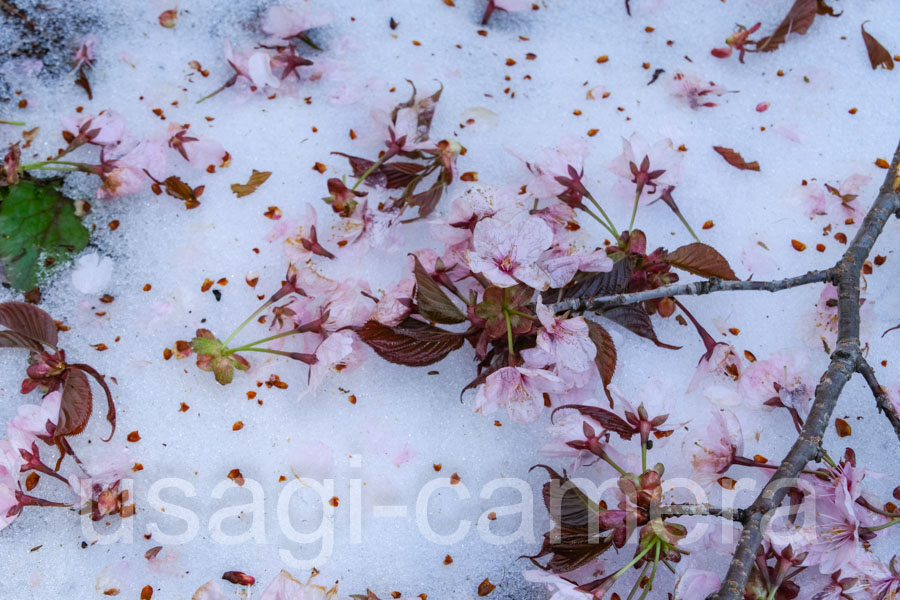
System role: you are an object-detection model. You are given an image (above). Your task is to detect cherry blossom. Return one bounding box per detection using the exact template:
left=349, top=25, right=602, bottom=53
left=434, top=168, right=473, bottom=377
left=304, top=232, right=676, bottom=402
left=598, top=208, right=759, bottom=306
left=62, top=111, right=126, bottom=149
left=803, top=485, right=863, bottom=574
left=800, top=174, right=871, bottom=222
left=166, top=122, right=228, bottom=169
left=96, top=139, right=167, bottom=200
left=686, top=342, right=742, bottom=407
left=517, top=137, right=589, bottom=200
left=672, top=569, right=722, bottom=600
left=682, top=409, right=742, bottom=490
left=6, top=391, right=61, bottom=451
left=739, top=348, right=815, bottom=417
left=371, top=278, right=415, bottom=326
left=854, top=555, right=900, bottom=600
left=667, top=72, right=730, bottom=109
left=466, top=214, right=554, bottom=289
left=431, top=186, right=523, bottom=252
left=522, top=300, right=596, bottom=380
left=539, top=245, right=613, bottom=289
left=305, top=330, right=359, bottom=395
left=607, top=133, right=682, bottom=204
left=262, top=3, right=334, bottom=41
left=257, top=569, right=339, bottom=600
left=474, top=366, right=563, bottom=423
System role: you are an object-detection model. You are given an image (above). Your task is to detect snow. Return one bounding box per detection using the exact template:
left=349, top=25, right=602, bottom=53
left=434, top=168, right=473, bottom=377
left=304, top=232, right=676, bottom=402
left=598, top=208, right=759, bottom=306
left=1, top=0, right=900, bottom=598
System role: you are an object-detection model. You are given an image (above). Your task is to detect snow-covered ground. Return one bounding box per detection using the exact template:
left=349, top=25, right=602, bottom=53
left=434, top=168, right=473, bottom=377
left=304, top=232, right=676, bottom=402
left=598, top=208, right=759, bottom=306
left=1, top=0, right=899, bottom=598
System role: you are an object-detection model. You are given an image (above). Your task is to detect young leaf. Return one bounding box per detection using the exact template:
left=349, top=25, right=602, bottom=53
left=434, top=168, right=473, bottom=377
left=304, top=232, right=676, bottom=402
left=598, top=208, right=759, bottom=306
left=600, top=304, right=680, bottom=349
left=712, top=146, right=761, bottom=171
left=664, top=243, right=739, bottom=280
left=861, top=23, right=894, bottom=71
left=406, top=183, right=444, bottom=218
left=56, top=368, right=93, bottom=438
left=70, top=362, right=117, bottom=442
left=552, top=405, right=634, bottom=439
left=230, top=170, right=272, bottom=198
left=756, top=0, right=818, bottom=52
left=357, top=318, right=463, bottom=366
left=0, top=180, right=90, bottom=291
left=552, top=255, right=634, bottom=303
left=0, top=331, right=44, bottom=352
left=0, top=301, right=59, bottom=348
left=413, top=256, right=466, bottom=324
left=332, top=154, right=427, bottom=189
left=586, top=321, right=616, bottom=401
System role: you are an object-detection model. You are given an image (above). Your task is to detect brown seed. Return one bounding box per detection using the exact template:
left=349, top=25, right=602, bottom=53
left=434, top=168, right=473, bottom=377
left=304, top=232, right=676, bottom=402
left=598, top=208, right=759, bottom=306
left=835, top=418, right=852, bottom=437
left=728, top=328, right=740, bottom=336
left=163, top=348, right=173, bottom=360
left=313, top=162, right=327, bottom=173
left=143, top=283, right=152, bottom=291
left=848, top=108, right=858, bottom=115
left=644, top=26, right=654, bottom=33
left=596, top=55, right=609, bottom=64
left=103, top=589, right=120, bottom=596
left=460, top=171, right=478, bottom=182
left=127, top=431, right=141, bottom=443
left=816, top=243, right=826, bottom=252
left=478, top=579, right=496, bottom=596
left=505, top=58, right=516, bottom=66
left=232, top=421, right=244, bottom=431
left=348, top=395, right=357, bottom=404
left=179, top=402, right=189, bottom=412
left=834, top=232, right=847, bottom=244
left=108, top=220, right=120, bottom=230
left=444, top=554, right=453, bottom=565
left=133, top=463, right=144, bottom=472
left=587, top=128, right=599, bottom=137
left=227, top=469, right=245, bottom=486
left=120, top=505, right=136, bottom=518
left=791, top=240, right=806, bottom=251
left=875, top=255, right=887, bottom=266
left=753, top=454, right=768, bottom=463
left=329, top=496, right=339, bottom=507
left=92, top=343, right=109, bottom=351
left=140, top=585, right=153, bottom=600
left=25, top=472, right=39, bottom=491
left=450, top=472, right=460, bottom=485
left=702, top=220, right=714, bottom=229
left=875, top=158, right=890, bottom=169
left=487, top=511, right=497, bottom=520
left=201, top=278, right=214, bottom=292
left=433, top=464, right=442, bottom=472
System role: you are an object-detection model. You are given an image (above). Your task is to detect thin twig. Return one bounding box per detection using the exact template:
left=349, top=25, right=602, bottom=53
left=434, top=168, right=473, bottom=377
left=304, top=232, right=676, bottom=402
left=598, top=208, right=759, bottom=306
left=709, top=139, right=900, bottom=600
left=857, top=355, right=900, bottom=441
left=551, top=269, right=831, bottom=313
left=657, top=503, right=748, bottom=523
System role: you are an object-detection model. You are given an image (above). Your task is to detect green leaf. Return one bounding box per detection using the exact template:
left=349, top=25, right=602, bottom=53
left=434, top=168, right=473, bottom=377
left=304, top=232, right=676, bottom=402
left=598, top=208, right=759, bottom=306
left=0, top=180, right=90, bottom=291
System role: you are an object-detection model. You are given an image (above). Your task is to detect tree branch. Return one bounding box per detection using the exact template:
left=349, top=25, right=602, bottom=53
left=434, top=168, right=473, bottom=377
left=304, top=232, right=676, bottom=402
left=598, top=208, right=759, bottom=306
left=657, top=503, right=748, bottom=523
left=856, top=355, right=900, bottom=441
left=709, top=139, right=900, bottom=600
left=551, top=269, right=831, bottom=313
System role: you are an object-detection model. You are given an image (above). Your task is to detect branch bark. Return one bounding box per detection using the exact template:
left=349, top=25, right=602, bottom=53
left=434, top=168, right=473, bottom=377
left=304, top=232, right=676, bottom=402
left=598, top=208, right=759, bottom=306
left=857, top=355, right=900, bottom=441
left=657, top=503, right=748, bottom=523
left=708, top=140, right=900, bottom=600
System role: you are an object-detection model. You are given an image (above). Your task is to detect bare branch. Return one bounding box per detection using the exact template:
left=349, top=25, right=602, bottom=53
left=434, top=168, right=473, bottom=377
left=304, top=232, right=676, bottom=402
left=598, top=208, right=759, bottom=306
left=657, top=503, right=748, bottom=523
left=709, top=139, right=900, bottom=600
left=857, top=356, right=900, bottom=441
left=552, top=269, right=831, bottom=313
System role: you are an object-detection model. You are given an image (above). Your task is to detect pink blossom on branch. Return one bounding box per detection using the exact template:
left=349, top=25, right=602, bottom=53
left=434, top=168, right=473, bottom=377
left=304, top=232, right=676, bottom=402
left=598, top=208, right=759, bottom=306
left=681, top=409, right=743, bottom=490
left=465, top=215, right=554, bottom=289
left=522, top=300, right=596, bottom=381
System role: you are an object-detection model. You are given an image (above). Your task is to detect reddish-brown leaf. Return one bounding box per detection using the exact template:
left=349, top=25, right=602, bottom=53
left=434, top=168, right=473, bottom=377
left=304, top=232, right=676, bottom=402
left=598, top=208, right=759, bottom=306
left=712, top=146, right=761, bottom=171
left=664, top=242, right=739, bottom=280
left=230, top=170, right=272, bottom=198
left=56, top=368, right=93, bottom=438
left=356, top=318, right=463, bottom=367
left=413, top=256, right=465, bottom=324
left=861, top=23, right=894, bottom=71
left=586, top=321, right=616, bottom=402
left=553, top=404, right=634, bottom=439
left=601, top=305, right=680, bottom=350
left=756, top=0, right=818, bottom=52
left=0, top=301, right=59, bottom=348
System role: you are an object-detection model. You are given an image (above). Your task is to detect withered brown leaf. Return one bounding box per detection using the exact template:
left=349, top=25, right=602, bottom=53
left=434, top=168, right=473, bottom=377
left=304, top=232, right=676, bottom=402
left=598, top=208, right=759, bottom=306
left=756, top=0, right=818, bottom=53
left=231, top=170, right=272, bottom=198
left=712, top=146, right=761, bottom=171
left=861, top=23, right=894, bottom=71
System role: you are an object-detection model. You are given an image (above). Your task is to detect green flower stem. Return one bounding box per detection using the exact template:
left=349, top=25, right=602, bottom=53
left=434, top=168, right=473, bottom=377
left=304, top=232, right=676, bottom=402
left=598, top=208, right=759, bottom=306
left=626, top=561, right=651, bottom=600
left=503, top=308, right=515, bottom=357
left=628, top=185, right=642, bottom=233
left=585, top=192, right=619, bottom=238
left=581, top=205, right=617, bottom=238
left=612, top=543, right=655, bottom=581
left=351, top=155, right=387, bottom=191
left=222, top=299, right=275, bottom=347
left=636, top=544, right=661, bottom=600
left=674, top=210, right=701, bottom=243
left=19, top=159, right=95, bottom=172
left=861, top=517, right=900, bottom=534
left=641, top=441, right=647, bottom=473
left=509, top=310, right=538, bottom=321
left=224, top=328, right=304, bottom=355
left=231, top=347, right=300, bottom=359
left=1, top=120, right=26, bottom=126
left=604, top=454, right=627, bottom=476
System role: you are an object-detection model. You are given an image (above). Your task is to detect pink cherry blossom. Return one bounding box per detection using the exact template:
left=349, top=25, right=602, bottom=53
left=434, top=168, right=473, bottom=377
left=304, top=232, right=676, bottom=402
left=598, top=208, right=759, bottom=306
left=800, top=174, right=871, bottom=222
left=305, top=330, right=359, bottom=394
left=607, top=133, right=682, bottom=204
left=474, top=366, right=563, bottom=423
left=6, top=391, right=61, bottom=451
left=73, top=36, right=96, bottom=70
left=687, top=343, right=742, bottom=407
left=673, top=568, right=722, bottom=600
left=538, top=245, right=613, bottom=289
left=166, top=122, right=227, bottom=168
left=371, top=278, right=415, bottom=326
left=322, top=279, right=373, bottom=331
left=666, top=72, right=730, bottom=109
left=466, top=215, right=553, bottom=289
left=262, top=3, right=334, bottom=40
left=0, top=469, right=20, bottom=531
left=739, top=348, right=815, bottom=416
left=516, top=137, right=588, bottom=200
left=803, top=485, right=862, bottom=574
left=248, top=51, right=281, bottom=90
left=67, top=442, right=132, bottom=510
left=62, top=110, right=127, bottom=148
left=855, top=554, right=900, bottom=600
left=682, top=409, right=742, bottom=490
left=97, top=139, right=167, bottom=200
left=431, top=186, right=523, bottom=251
left=522, top=300, right=596, bottom=380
